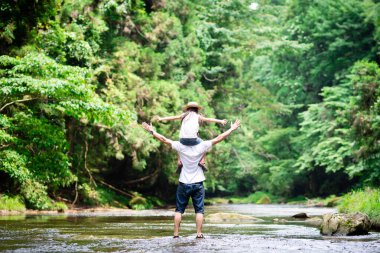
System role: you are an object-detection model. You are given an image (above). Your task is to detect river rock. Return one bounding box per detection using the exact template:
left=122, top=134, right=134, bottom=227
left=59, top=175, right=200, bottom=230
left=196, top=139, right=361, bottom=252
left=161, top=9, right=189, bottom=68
left=292, top=212, right=309, bottom=219
left=305, top=217, right=323, bottom=227
left=273, top=218, right=287, bottom=223
left=206, top=212, right=263, bottom=223
left=320, top=212, right=371, bottom=236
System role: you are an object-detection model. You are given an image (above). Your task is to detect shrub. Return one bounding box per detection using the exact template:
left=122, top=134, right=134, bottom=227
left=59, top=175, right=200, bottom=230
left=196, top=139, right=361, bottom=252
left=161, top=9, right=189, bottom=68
left=20, top=180, right=53, bottom=210
left=0, top=194, right=26, bottom=211
left=53, top=202, right=68, bottom=212
left=247, top=191, right=278, bottom=204
left=339, top=188, right=380, bottom=225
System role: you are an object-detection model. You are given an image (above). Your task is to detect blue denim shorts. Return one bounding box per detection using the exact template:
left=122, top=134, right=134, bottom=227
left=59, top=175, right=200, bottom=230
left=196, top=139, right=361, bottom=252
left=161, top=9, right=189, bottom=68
left=175, top=182, right=205, bottom=214
left=179, top=138, right=202, bottom=146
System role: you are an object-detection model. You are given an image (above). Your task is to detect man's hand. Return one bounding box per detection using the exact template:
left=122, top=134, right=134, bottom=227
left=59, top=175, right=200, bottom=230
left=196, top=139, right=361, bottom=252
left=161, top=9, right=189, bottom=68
left=141, top=122, right=173, bottom=145
left=221, top=119, right=228, bottom=125
left=230, top=119, right=241, bottom=131
left=210, top=119, right=241, bottom=145
left=142, top=122, right=154, bottom=132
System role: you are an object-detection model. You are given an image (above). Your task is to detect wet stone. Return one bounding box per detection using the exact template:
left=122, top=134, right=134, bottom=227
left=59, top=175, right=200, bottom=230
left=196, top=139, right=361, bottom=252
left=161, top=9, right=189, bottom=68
left=292, top=212, right=309, bottom=219
left=320, top=212, right=371, bottom=236
left=205, top=212, right=264, bottom=223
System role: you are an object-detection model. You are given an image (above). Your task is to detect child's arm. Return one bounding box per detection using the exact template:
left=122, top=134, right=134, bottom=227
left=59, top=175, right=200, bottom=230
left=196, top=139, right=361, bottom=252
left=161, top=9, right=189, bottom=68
left=157, top=114, right=183, bottom=122
left=200, top=116, right=227, bottom=125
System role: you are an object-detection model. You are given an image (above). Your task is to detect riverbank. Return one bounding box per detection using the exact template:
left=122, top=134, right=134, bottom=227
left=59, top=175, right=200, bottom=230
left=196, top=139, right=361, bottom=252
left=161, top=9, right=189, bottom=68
left=2, top=188, right=379, bottom=229
left=0, top=207, right=128, bottom=216
left=206, top=189, right=380, bottom=229
left=1, top=204, right=379, bottom=253
left=206, top=191, right=341, bottom=207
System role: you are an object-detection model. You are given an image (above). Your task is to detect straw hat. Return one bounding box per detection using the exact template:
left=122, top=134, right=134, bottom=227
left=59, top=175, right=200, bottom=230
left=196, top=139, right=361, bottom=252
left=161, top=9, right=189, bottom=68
left=183, top=101, right=202, bottom=111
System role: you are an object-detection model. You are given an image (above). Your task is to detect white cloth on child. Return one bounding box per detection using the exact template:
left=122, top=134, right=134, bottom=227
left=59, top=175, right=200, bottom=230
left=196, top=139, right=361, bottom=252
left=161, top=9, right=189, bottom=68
left=179, top=111, right=200, bottom=138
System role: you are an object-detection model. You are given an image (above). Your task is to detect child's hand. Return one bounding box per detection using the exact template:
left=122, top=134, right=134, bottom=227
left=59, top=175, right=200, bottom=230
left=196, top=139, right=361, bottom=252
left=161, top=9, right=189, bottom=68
left=152, top=116, right=161, bottom=122
left=221, top=119, right=228, bottom=125
left=142, top=122, right=154, bottom=132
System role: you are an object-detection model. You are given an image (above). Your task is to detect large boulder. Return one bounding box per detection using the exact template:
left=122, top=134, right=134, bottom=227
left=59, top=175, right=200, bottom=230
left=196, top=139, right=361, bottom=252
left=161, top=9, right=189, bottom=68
left=320, top=212, right=371, bottom=236
left=206, top=212, right=263, bottom=223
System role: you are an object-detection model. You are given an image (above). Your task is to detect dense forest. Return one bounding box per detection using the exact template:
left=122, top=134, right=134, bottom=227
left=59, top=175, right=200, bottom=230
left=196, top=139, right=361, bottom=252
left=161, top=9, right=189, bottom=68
left=0, top=0, right=379, bottom=210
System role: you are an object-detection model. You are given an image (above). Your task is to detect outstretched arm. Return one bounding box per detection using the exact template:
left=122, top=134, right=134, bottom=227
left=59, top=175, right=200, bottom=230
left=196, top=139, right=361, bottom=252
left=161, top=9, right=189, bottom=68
left=210, top=119, right=241, bottom=145
left=157, top=114, right=183, bottom=122
left=200, top=116, right=227, bottom=125
left=141, top=122, right=173, bottom=145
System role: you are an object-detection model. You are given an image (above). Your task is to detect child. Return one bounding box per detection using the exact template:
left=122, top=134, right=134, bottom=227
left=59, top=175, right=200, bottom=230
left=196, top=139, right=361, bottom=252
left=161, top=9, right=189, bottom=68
left=156, top=101, right=227, bottom=172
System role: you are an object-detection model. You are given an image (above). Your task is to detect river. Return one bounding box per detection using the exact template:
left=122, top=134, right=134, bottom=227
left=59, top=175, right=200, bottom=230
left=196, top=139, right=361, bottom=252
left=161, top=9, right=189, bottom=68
left=0, top=204, right=379, bottom=252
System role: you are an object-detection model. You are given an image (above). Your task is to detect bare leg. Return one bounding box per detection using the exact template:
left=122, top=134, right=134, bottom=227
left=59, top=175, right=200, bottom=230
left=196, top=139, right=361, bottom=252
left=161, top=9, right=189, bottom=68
left=174, top=212, right=182, bottom=236
left=199, top=155, right=206, bottom=165
left=195, top=213, right=204, bottom=236
left=176, top=156, right=183, bottom=174
left=177, top=156, right=182, bottom=166
left=198, top=155, right=207, bottom=171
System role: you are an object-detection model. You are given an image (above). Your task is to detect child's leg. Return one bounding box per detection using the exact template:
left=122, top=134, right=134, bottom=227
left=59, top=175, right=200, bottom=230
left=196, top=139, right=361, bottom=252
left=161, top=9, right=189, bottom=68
left=177, top=156, right=182, bottom=167
left=199, top=155, right=206, bottom=165
left=198, top=155, right=207, bottom=171
left=176, top=155, right=183, bottom=174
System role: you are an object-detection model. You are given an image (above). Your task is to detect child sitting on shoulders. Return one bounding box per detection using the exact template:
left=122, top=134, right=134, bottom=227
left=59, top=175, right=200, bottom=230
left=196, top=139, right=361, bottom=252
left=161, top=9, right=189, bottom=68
left=156, top=101, right=227, bottom=172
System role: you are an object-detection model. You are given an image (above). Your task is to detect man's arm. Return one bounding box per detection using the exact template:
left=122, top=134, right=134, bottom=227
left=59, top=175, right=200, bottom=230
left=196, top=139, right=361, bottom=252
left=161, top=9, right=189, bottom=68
left=157, top=114, right=183, bottom=122
left=210, top=119, right=241, bottom=145
left=141, top=122, right=173, bottom=145
left=200, top=116, right=227, bottom=125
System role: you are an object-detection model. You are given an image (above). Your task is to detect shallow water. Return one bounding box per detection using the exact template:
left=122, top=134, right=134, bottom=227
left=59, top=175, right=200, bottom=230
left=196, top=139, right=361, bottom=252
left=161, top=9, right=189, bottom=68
left=0, top=204, right=379, bottom=253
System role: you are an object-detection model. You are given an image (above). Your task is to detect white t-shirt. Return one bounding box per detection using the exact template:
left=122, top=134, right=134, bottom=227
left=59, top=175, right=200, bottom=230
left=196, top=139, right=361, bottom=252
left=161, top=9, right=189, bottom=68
left=179, top=112, right=200, bottom=138
left=171, top=141, right=212, bottom=184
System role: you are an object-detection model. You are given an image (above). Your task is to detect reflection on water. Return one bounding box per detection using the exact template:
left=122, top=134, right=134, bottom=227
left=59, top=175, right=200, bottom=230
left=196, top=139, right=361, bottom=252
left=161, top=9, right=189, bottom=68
left=0, top=204, right=379, bottom=252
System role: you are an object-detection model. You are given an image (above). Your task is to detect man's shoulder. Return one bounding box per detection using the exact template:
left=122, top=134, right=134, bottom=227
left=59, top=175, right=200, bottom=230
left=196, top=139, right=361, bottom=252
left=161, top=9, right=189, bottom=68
left=202, top=140, right=212, bottom=147
left=198, top=140, right=212, bottom=151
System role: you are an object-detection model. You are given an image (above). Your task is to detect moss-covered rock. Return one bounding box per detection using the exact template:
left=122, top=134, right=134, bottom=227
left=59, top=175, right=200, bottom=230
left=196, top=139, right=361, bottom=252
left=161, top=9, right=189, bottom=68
left=257, top=195, right=271, bottom=204
left=320, top=212, right=371, bottom=236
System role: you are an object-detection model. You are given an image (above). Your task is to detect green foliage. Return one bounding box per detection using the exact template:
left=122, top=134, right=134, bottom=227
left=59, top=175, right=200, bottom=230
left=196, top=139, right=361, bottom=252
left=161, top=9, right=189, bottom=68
left=20, top=180, right=53, bottom=210
left=53, top=202, right=68, bottom=212
left=0, top=149, right=30, bottom=183
left=339, top=188, right=380, bottom=225
left=1, top=0, right=380, bottom=209
left=129, top=195, right=152, bottom=210
left=283, top=0, right=378, bottom=102
left=96, top=187, right=129, bottom=207
left=79, top=184, right=129, bottom=208
left=0, top=53, right=131, bottom=209
left=0, top=194, right=26, bottom=211
left=80, top=183, right=100, bottom=206
left=0, top=0, right=59, bottom=49
left=228, top=191, right=280, bottom=204
left=296, top=61, right=380, bottom=186
left=247, top=191, right=278, bottom=204
left=296, top=86, right=353, bottom=173
left=349, top=61, right=380, bottom=183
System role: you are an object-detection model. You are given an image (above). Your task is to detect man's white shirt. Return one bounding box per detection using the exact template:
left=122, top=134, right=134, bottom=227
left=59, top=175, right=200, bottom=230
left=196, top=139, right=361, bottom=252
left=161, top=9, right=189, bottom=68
left=171, top=141, right=212, bottom=184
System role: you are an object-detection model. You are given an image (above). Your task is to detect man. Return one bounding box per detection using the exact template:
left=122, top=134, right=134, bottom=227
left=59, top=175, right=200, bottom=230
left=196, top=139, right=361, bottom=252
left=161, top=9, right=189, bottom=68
left=141, top=119, right=241, bottom=239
